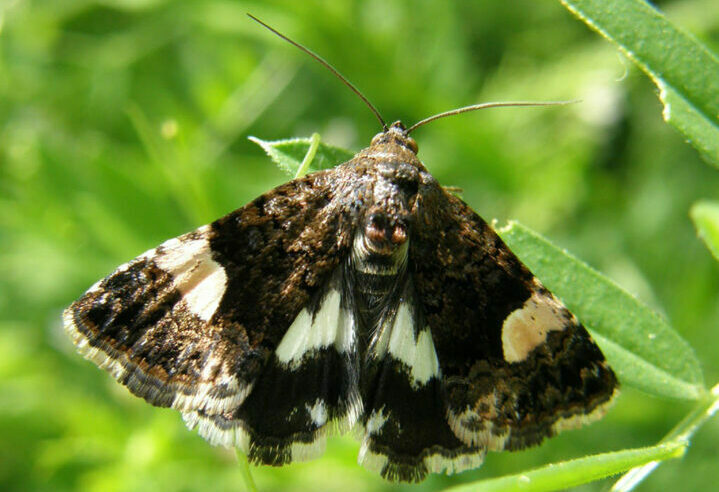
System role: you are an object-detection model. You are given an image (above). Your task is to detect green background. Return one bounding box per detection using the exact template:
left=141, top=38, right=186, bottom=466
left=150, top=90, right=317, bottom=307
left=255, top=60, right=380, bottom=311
left=1, top=0, right=718, bottom=490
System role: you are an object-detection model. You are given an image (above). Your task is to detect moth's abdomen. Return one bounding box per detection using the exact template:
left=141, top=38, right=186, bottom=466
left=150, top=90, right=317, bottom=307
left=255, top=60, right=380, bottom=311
left=354, top=267, right=401, bottom=325
left=354, top=268, right=397, bottom=295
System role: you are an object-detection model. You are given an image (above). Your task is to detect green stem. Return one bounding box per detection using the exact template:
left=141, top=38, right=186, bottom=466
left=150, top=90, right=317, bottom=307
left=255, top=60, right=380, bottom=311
left=236, top=449, right=258, bottom=492
left=443, top=442, right=685, bottom=492
left=294, top=132, right=321, bottom=178
left=612, top=382, right=719, bottom=491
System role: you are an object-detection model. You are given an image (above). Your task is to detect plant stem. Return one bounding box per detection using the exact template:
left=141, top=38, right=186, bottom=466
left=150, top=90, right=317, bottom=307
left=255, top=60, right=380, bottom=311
left=236, top=449, right=258, bottom=492
left=612, top=382, right=719, bottom=491
left=295, top=132, right=321, bottom=178
left=442, top=441, right=685, bottom=492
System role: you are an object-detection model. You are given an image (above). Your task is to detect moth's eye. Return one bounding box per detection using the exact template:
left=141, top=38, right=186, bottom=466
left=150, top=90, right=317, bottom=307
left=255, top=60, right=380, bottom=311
left=405, top=138, right=418, bottom=154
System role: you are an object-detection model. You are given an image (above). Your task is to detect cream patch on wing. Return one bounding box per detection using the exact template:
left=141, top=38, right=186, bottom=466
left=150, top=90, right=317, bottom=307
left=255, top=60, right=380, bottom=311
left=152, top=225, right=227, bottom=322
left=372, top=303, right=440, bottom=387
left=447, top=392, right=511, bottom=451
left=275, top=279, right=355, bottom=368
left=357, top=443, right=389, bottom=478
left=421, top=450, right=485, bottom=478
left=501, top=288, right=571, bottom=363
left=365, top=407, right=389, bottom=435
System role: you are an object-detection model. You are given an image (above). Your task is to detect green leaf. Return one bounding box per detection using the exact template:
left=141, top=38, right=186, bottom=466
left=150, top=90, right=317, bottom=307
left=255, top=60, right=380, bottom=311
left=658, top=84, right=719, bottom=166
left=498, top=221, right=705, bottom=400
left=443, top=441, right=686, bottom=492
left=248, top=135, right=354, bottom=177
left=560, top=0, right=719, bottom=166
left=690, top=201, right=719, bottom=261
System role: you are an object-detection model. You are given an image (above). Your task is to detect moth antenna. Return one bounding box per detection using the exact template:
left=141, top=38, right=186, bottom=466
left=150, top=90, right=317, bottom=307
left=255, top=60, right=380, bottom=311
left=406, top=100, right=579, bottom=134
left=247, top=13, right=387, bottom=131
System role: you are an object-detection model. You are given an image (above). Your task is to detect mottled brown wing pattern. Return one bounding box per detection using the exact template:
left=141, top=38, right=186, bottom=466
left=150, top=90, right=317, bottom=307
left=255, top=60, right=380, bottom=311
left=64, top=170, right=363, bottom=463
left=410, top=189, right=618, bottom=452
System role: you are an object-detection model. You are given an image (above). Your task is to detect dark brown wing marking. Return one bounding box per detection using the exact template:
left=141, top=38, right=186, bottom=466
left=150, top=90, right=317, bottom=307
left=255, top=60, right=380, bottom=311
left=358, top=282, right=484, bottom=482
left=183, top=269, right=363, bottom=465
left=410, top=189, right=618, bottom=452
left=64, top=170, right=357, bottom=422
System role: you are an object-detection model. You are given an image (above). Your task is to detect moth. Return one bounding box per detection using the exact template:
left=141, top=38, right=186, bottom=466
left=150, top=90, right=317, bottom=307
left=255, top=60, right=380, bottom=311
left=63, top=16, right=618, bottom=483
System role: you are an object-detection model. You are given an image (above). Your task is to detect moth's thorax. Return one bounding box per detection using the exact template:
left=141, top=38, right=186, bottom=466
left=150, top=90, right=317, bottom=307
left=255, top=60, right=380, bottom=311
left=346, top=123, right=426, bottom=328
left=354, top=123, right=432, bottom=225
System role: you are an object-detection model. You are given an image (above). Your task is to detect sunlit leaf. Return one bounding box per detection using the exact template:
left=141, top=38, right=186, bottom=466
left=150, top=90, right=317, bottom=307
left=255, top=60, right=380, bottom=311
left=248, top=136, right=354, bottom=177
left=561, top=0, right=719, bottom=166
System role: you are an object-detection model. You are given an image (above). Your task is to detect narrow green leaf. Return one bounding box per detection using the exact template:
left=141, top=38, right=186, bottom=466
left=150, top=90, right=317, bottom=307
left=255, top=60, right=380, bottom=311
left=248, top=136, right=354, bottom=177
left=444, top=441, right=686, bottom=492
left=590, top=332, right=701, bottom=401
left=498, top=221, right=705, bottom=400
left=659, top=84, right=719, bottom=166
left=560, top=0, right=719, bottom=166
left=690, top=201, right=719, bottom=261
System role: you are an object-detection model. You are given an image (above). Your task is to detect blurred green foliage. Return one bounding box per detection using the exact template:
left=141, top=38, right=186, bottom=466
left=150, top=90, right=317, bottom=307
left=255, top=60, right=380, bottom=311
left=1, top=1, right=718, bottom=491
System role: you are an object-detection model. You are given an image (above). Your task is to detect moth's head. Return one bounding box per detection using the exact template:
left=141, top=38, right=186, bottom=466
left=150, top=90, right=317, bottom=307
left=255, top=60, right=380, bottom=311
left=370, top=121, right=419, bottom=154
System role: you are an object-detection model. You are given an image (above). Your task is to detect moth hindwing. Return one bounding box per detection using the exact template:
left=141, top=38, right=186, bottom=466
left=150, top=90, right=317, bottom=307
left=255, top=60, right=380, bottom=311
left=64, top=121, right=618, bottom=482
